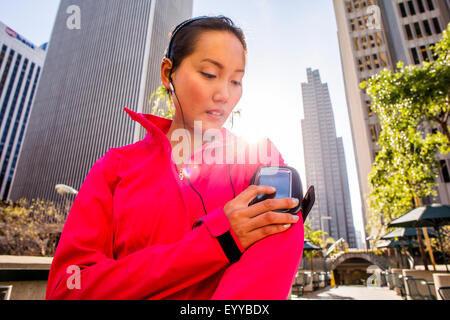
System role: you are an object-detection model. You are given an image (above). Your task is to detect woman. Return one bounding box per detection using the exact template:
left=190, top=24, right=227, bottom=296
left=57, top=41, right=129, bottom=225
left=46, top=16, right=304, bottom=300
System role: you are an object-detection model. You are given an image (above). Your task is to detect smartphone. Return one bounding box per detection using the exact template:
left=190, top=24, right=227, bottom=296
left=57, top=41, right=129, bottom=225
left=248, top=166, right=299, bottom=213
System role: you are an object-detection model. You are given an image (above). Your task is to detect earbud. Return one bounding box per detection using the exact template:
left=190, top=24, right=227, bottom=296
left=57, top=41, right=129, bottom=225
left=169, top=81, right=174, bottom=92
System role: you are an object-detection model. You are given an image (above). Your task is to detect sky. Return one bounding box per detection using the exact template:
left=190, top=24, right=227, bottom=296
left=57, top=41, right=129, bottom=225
left=0, top=0, right=366, bottom=244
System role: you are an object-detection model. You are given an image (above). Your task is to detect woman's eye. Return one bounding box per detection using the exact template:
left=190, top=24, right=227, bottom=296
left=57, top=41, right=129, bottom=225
left=232, top=80, right=242, bottom=86
left=201, top=72, right=216, bottom=79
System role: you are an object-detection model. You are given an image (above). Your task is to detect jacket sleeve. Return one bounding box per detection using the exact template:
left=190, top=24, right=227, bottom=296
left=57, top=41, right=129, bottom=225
left=45, top=149, right=239, bottom=300
left=211, top=139, right=305, bottom=300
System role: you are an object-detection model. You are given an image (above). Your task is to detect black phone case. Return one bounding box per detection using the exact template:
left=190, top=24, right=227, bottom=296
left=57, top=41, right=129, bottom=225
left=248, top=165, right=303, bottom=214
left=300, top=185, right=315, bottom=222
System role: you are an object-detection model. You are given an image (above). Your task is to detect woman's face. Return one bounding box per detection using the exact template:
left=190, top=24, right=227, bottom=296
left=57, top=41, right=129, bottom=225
left=163, top=30, right=246, bottom=133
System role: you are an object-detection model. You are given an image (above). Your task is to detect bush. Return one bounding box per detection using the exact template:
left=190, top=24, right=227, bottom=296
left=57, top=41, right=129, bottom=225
left=0, top=198, right=66, bottom=256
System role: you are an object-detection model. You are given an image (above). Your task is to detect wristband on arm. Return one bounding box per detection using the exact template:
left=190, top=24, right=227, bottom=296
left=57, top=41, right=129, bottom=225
left=192, top=217, right=243, bottom=264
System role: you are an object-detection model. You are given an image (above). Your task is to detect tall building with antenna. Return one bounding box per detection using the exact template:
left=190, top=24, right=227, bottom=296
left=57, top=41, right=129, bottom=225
left=301, top=68, right=357, bottom=248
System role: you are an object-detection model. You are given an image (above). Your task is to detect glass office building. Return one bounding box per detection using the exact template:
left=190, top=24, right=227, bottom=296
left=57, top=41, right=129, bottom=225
left=0, top=21, right=46, bottom=200
left=9, top=0, right=193, bottom=204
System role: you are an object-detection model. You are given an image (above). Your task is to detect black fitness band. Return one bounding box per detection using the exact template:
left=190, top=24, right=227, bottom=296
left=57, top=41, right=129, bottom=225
left=216, top=231, right=242, bottom=264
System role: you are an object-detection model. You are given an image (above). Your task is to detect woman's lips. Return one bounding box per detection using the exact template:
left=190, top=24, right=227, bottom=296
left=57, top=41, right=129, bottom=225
left=206, top=109, right=224, bottom=120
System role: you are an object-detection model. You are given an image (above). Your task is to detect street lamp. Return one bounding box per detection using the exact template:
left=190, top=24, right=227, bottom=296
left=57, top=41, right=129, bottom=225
left=320, top=216, right=332, bottom=286
left=55, top=184, right=78, bottom=218
left=55, top=184, right=78, bottom=196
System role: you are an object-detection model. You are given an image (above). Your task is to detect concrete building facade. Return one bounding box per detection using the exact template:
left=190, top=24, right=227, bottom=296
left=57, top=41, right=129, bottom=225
left=9, top=0, right=193, bottom=204
left=301, top=68, right=357, bottom=248
left=0, top=21, right=46, bottom=200
left=333, top=0, right=450, bottom=240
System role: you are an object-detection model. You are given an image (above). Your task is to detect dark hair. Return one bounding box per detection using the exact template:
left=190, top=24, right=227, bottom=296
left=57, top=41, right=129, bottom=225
left=166, top=15, right=247, bottom=74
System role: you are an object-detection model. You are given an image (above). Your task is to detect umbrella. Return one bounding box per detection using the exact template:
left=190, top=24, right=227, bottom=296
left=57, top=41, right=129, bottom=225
left=376, top=239, right=419, bottom=248
left=303, top=239, right=321, bottom=274
left=388, top=204, right=450, bottom=228
left=389, top=204, right=450, bottom=272
left=381, top=227, right=436, bottom=240
left=303, top=240, right=321, bottom=251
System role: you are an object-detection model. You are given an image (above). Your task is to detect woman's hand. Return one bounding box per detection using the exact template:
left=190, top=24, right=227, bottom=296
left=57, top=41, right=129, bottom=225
left=223, top=185, right=300, bottom=250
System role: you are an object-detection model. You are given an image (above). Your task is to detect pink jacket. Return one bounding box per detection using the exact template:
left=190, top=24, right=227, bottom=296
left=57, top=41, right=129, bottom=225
left=45, top=107, right=304, bottom=300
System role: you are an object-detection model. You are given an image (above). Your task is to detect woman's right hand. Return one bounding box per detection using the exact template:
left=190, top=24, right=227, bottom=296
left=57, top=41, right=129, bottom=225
left=223, top=185, right=300, bottom=250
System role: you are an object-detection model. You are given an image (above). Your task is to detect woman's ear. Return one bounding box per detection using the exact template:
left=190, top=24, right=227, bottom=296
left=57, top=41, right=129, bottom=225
left=161, top=58, right=173, bottom=92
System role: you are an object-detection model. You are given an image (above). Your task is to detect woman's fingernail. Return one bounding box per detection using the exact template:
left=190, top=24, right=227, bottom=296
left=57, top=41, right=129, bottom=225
left=292, top=215, right=299, bottom=222
left=291, top=198, right=299, bottom=206
left=284, top=224, right=291, bottom=228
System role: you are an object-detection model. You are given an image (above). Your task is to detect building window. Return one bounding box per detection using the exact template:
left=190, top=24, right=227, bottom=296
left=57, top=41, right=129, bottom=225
left=366, top=100, right=373, bottom=116
left=408, top=0, right=416, bottom=15
left=350, top=19, right=356, bottom=32
left=0, top=45, right=7, bottom=71
left=358, top=17, right=364, bottom=30
left=379, top=51, right=388, bottom=67
left=361, top=36, right=368, bottom=49
left=432, top=18, right=441, bottom=34
left=354, top=37, right=360, bottom=51
left=347, top=1, right=353, bottom=13
left=0, top=49, right=15, bottom=99
left=399, top=2, right=408, bottom=17
left=411, top=47, right=420, bottom=64
left=369, top=34, right=376, bottom=47
left=354, top=0, right=360, bottom=12
left=370, top=124, right=377, bottom=142
left=405, top=24, right=414, bottom=40
left=416, top=0, right=425, bottom=13
left=365, top=56, right=372, bottom=70
left=361, top=0, right=368, bottom=9
left=0, top=54, right=22, bottom=124
left=373, top=54, right=380, bottom=68
left=414, top=22, right=423, bottom=38
left=422, top=20, right=432, bottom=36
left=440, top=160, right=450, bottom=183
left=420, top=45, right=429, bottom=61
left=358, top=58, right=364, bottom=72
left=426, top=0, right=434, bottom=11
left=376, top=32, right=383, bottom=46
left=430, top=43, right=438, bottom=60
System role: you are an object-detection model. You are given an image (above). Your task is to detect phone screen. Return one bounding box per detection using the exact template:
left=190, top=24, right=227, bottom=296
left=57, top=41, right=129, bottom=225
left=259, top=170, right=291, bottom=199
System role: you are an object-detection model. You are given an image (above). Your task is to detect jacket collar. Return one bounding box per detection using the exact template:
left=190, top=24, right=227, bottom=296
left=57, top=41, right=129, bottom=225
left=123, top=107, right=235, bottom=150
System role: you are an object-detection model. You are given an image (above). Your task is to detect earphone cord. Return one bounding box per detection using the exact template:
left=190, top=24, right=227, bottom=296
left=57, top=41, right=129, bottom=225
left=170, top=79, right=236, bottom=216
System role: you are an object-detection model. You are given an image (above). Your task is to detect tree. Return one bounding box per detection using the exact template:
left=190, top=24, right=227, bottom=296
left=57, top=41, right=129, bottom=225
left=360, top=23, right=450, bottom=238
left=303, top=219, right=335, bottom=255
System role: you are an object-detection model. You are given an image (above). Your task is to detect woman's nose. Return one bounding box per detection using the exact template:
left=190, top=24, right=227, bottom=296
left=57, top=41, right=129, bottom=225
left=212, top=81, right=230, bottom=103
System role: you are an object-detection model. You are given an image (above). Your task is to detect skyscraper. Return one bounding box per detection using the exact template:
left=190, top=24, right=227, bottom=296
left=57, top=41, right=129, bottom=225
left=333, top=0, right=450, bottom=239
left=9, top=0, right=193, bottom=204
left=0, top=21, right=46, bottom=200
left=301, top=68, right=357, bottom=248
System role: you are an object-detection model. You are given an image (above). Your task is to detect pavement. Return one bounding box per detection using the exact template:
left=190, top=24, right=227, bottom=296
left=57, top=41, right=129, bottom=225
left=291, top=285, right=403, bottom=300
